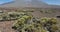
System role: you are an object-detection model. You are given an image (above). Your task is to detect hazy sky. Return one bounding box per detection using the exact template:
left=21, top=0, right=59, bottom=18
left=0, top=0, right=60, bottom=5
left=0, top=0, right=14, bottom=4
left=41, top=0, right=60, bottom=5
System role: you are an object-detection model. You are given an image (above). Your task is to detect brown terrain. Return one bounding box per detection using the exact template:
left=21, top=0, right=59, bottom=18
left=0, top=7, right=60, bottom=32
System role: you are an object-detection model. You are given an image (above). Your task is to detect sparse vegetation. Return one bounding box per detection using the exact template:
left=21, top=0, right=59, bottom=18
left=0, top=8, right=59, bottom=32
left=0, top=12, right=31, bottom=21
left=40, top=9, right=56, bottom=14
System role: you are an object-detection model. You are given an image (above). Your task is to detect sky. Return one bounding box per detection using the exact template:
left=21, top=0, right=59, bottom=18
left=41, top=0, right=60, bottom=5
left=0, top=0, right=14, bottom=4
left=0, top=0, right=60, bottom=5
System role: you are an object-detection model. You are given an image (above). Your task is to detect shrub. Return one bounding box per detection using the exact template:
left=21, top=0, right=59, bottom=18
left=12, top=13, right=58, bottom=32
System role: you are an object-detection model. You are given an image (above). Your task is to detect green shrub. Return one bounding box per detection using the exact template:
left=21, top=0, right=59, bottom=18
left=12, top=16, right=58, bottom=32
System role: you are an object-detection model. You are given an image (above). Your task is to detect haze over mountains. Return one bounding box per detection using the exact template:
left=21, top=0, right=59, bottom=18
left=0, top=0, right=60, bottom=8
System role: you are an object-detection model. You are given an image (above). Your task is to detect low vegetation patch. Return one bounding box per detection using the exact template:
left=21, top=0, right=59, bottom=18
left=12, top=14, right=59, bottom=32
left=40, top=9, right=56, bottom=14
left=0, top=11, right=32, bottom=21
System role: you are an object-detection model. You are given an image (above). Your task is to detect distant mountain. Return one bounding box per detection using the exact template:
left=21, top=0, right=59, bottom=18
left=0, top=0, right=60, bottom=8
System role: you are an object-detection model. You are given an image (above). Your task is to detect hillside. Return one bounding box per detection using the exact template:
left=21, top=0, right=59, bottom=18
left=0, top=0, right=60, bottom=8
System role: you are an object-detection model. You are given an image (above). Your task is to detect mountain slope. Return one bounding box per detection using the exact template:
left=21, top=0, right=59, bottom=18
left=0, top=0, right=60, bottom=8
left=0, top=0, right=48, bottom=8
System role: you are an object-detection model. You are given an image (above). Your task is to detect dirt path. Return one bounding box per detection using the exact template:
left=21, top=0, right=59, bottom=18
left=0, top=21, right=16, bottom=32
